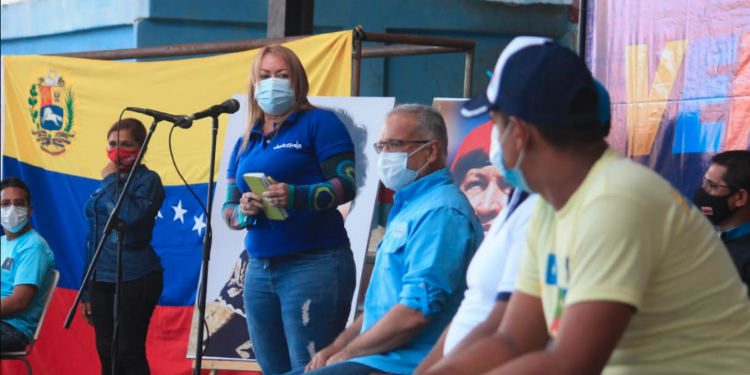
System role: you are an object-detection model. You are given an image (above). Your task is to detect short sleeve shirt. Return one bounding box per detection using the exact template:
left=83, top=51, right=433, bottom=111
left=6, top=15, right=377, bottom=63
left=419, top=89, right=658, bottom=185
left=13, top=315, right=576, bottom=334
left=516, top=148, right=750, bottom=375
left=227, top=109, right=354, bottom=258
left=1, top=230, right=55, bottom=339
left=443, top=190, right=538, bottom=355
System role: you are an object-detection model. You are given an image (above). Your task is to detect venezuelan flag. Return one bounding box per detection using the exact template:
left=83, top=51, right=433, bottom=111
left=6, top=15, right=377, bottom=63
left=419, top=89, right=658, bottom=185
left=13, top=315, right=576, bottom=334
left=1, top=31, right=351, bottom=375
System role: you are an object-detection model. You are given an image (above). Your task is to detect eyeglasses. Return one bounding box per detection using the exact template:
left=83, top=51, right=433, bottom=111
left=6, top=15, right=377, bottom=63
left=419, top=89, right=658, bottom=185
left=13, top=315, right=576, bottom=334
left=373, top=140, right=430, bottom=154
left=702, top=177, right=737, bottom=192
left=1, top=199, right=28, bottom=208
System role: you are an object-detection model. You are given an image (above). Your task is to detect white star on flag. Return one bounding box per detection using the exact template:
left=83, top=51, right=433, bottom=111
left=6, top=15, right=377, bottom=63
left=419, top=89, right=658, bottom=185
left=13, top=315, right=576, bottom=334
left=172, top=200, right=187, bottom=224
left=193, top=213, right=207, bottom=237
left=156, top=210, right=163, bottom=219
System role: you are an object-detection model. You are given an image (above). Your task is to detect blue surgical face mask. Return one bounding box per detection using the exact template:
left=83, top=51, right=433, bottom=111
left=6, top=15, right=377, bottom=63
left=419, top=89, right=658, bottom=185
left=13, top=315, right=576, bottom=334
left=1, top=205, right=30, bottom=233
left=490, top=123, right=534, bottom=193
left=254, top=77, right=295, bottom=116
left=377, top=143, right=430, bottom=191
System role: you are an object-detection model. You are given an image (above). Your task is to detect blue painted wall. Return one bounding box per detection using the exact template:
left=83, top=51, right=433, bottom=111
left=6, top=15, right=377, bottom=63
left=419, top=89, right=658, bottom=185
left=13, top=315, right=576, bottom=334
left=1, top=0, right=574, bottom=104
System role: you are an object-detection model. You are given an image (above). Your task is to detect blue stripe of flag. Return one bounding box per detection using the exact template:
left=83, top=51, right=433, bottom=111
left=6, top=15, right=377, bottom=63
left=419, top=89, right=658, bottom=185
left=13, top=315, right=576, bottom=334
left=2, top=157, right=211, bottom=306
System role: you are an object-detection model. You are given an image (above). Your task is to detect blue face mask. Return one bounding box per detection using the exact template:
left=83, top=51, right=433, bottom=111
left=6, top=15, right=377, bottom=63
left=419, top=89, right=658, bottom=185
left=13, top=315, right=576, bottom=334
left=490, top=122, right=534, bottom=193
left=254, top=77, right=295, bottom=116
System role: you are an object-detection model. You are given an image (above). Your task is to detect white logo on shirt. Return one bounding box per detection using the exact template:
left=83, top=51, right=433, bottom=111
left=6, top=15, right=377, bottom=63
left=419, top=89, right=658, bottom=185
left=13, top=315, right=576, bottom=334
left=273, top=141, right=302, bottom=150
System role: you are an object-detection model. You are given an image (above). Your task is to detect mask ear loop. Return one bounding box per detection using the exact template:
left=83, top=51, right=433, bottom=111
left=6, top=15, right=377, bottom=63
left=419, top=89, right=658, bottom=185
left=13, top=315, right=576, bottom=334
left=498, top=121, right=516, bottom=170
left=506, top=121, right=530, bottom=170
left=407, top=141, right=433, bottom=175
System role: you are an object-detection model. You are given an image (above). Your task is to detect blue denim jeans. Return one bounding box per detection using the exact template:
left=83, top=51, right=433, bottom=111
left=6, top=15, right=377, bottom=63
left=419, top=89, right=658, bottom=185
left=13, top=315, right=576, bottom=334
left=284, top=362, right=385, bottom=375
left=243, top=246, right=356, bottom=375
left=0, top=320, right=29, bottom=352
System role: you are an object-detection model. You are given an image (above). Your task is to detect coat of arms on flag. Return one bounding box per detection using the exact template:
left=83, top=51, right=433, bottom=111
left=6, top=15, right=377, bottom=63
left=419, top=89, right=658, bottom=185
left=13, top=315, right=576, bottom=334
left=28, top=69, right=76, bottom=155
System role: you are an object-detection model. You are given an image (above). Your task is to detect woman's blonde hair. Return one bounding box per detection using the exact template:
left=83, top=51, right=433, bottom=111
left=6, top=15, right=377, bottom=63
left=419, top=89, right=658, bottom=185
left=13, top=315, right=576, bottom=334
left=241, top=45, right=315, bottom=152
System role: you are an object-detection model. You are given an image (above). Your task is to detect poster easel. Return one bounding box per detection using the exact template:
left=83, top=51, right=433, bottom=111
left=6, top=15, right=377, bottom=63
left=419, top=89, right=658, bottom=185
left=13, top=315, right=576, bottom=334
left=192, top=359, right=262, bottom=374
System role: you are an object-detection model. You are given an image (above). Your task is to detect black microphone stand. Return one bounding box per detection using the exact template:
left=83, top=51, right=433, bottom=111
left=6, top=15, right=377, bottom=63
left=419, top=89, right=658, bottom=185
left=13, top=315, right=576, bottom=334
left=193, top=115, right=219, bottom=375
left=64, top=119, right=160, bottom=375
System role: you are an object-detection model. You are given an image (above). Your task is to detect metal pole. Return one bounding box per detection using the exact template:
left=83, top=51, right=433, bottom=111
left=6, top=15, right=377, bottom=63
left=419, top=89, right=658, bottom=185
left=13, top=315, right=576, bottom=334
left=193, top=116, right=219, bottom=374
left=352, top=31, right=363, bottom=97
left=578, top=0, right=588, bottom=59
left=268, top=0, right=315, bottom=38
left=360, top=45, right=464, bottom=58
left=52, top=36, right=308, bottom=60
left=463, top=48, right=475, bottom=98
left=360, top=32, right=476, bottom=50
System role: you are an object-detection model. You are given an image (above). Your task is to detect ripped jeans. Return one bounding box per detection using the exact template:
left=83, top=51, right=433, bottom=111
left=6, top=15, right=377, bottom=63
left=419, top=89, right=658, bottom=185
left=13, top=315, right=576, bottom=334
left=243, top=246, right=356, bottom=375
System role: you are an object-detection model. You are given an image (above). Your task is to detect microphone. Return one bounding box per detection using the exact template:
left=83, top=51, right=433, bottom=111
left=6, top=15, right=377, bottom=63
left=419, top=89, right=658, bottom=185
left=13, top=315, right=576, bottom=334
left=126, top=107, right=192, bottom=128
left=184, top=99, right=241, bottom=125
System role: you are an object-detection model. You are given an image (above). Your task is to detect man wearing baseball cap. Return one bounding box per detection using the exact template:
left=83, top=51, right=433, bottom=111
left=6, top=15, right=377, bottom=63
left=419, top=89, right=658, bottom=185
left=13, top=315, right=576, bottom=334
left=424, top=37, right=750, bottom=375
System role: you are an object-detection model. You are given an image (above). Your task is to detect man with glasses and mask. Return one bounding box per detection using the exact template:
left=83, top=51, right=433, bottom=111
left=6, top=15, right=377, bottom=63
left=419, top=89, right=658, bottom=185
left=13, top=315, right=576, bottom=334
left=423, top=37, right=750, bottom=375
left=1, top=177, right=55, bottom=352
left=291, top=104, right=482, bottom=375
left=694, top=150, right=750, bottom=295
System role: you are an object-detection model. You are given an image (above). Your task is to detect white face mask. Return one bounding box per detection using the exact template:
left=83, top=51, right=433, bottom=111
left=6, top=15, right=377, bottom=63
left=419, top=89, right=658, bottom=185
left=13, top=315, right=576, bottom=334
left=377, top=143, right=430, bottom=191
left=1, top=205, right=30, bottom=233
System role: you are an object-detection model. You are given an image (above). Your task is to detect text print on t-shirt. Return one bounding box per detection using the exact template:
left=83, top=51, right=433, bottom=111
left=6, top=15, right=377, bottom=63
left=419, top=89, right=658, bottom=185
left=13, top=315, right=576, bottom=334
left=273, top=141, right=303, bottom=150
left=546, top=253, right=570, bottom=337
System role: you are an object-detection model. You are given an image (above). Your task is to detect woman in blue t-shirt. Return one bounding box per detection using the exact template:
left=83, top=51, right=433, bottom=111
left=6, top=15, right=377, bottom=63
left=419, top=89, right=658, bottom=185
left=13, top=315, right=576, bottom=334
left=222, top=45, right=357, bottom=375
left=81, top=118, right=165, bottom=375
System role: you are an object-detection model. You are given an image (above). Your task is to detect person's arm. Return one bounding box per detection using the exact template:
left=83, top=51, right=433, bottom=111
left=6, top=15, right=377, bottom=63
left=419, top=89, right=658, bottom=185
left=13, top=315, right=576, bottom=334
left=307, top=313, right=365, bottom=371
left=0, top=285, right=39, bottom=317
left=425, top=292, right=549, bottom=375
left=413, top=323, right=451, bottom=375
left=415, top=301, right=507, bottom=375
left=1, top=243, right=53, bottom=318
left=326, top=303, right=430, bottom=365
left=450, top=300, right=508, bottom=355
left=484, top=301, right=634, bottom=375
left=102, top=171, right=164, bottom=227
left=263, top=152, right=357, bottom=211
left=222, top=178, right=256, bottom=230
left=265, top=110, right=356, bottom=210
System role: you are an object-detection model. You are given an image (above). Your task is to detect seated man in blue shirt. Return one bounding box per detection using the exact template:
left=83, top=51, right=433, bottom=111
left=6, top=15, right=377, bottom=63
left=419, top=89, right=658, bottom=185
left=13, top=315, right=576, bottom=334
left=1, top=177, right=55, bottom=352
left=287, top=104, right=483, bottom=375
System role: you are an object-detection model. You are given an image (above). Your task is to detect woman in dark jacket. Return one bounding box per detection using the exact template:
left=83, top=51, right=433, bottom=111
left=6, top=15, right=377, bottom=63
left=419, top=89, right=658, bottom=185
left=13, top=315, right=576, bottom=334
left=80, top=118, right=165, bottom=375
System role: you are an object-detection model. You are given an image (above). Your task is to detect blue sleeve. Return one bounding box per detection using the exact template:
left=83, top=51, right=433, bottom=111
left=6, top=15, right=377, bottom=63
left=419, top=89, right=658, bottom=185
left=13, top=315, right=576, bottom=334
left=102, top=171, right=165, bottom=228
left=399, top=207, right=476, bottom=318
left=226, top=137, right=243, bottom=179
left=311, top=110, right=354, bottom=163
left=13, top=243, right=53, bottom=289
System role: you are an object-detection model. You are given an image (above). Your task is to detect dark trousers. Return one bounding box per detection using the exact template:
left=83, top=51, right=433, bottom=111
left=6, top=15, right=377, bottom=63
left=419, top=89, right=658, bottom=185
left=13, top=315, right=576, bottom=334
left=0, top=320, right=29, bottom=352
left=90, top=271, right=163, bottom=375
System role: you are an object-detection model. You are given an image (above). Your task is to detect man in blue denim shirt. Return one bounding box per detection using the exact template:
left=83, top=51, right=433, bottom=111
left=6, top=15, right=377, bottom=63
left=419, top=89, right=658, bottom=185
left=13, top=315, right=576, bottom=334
left=292, top=104, right=483, bottom=375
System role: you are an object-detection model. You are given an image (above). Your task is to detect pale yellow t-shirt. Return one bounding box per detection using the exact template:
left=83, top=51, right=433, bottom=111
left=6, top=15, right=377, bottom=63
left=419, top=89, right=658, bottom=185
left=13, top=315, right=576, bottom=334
left=517, top=148, right=750, bottom=375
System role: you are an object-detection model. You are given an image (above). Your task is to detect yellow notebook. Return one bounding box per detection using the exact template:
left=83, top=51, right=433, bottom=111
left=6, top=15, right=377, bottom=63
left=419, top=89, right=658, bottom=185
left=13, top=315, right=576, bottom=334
left=242, top=173, right=289, bottom=221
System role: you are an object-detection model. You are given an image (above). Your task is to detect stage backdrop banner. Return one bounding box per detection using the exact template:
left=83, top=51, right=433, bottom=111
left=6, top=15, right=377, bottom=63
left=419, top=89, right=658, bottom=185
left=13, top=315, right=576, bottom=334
left=0, top=30, right=352, bottom=375
left=187, top=95, right=394, bottom=362
left=586, top=0, right=749, bottom=197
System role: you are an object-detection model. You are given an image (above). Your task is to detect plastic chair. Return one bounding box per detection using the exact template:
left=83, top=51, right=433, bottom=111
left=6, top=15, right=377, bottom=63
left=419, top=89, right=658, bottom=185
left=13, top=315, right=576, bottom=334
left=1, top=270, right=60, bottom=375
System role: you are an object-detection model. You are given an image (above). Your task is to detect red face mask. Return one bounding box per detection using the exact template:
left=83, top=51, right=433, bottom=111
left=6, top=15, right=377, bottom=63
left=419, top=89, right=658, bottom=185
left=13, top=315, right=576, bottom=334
left=107, top=147, right=141, bottom=170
